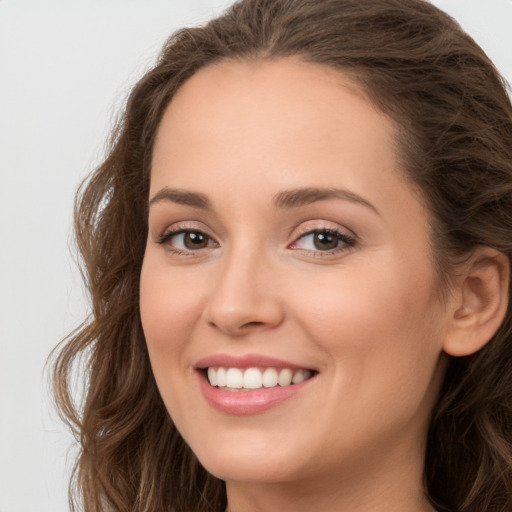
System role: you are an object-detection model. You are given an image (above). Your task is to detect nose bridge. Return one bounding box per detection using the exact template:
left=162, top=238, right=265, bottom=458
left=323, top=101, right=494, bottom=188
left=204, top=238, right=283, bottom=334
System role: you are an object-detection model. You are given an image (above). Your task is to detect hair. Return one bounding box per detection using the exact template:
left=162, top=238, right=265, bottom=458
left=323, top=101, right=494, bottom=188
left=51, top=0, right=512, bottom=511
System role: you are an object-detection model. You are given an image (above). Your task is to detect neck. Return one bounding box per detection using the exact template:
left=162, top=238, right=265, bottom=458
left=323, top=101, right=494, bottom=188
left=224, top=437, right=436, bottom=512
left=225, top=476, right=435, bottom=512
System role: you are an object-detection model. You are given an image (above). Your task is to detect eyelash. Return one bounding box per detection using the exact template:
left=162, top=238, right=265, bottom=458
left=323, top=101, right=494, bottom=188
left=157, top=225, right=218, bottom=256
left=156, top=225, right=356, bottom=257
left=289, top=228, right=356, bottom=256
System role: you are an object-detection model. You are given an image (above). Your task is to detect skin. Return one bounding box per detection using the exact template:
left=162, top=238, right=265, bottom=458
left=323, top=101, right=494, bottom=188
left=140, top=58, right=456, bottom=512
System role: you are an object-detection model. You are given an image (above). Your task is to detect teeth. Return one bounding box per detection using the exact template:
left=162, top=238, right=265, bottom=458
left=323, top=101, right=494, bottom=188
left=292, top=369, right=310, bottom=384
left=216, top=367, right=227, bottom=387
left=243, top=367, right=262, bottom=389
left=262, top=367, right=278, bottom=388
left=278, top=368, right=293, bottom=386
left=207, top=367, right=217, bottom=386
left=206, top=367, right=313, bottom=390
left=225, top=368, right=243, bottom=388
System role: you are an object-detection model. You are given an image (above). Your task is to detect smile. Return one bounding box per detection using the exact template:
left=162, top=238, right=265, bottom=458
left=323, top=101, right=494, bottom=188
left=207, top=367, right=314, bottom=390
left=195, top=354, right=318, bottom=415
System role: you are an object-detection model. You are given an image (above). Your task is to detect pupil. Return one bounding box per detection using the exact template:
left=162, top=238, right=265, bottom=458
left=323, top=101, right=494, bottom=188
left=184, top=232, right=207, bottom=249
left=314, top=232, right=338, bottom=250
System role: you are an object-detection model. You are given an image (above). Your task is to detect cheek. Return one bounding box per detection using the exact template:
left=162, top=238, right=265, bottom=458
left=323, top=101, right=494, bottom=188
left=293, top=265, right=445, bottom=449
left=139, top=257, right=208, bottom=427
left=289, top=255, right=445, bottom=389
left=295, top=265, right=434, bottom=334
left=139, top=257, right=204, bottom=367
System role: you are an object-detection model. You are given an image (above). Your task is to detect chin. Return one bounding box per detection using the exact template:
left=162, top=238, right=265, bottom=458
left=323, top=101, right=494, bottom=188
left=201, top=454, right=301, bottom=484
left=187, top=432, right=311, bottom=484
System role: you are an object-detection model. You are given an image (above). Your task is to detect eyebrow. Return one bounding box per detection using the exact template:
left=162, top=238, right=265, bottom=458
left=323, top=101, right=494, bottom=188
left=273, top=187, right=380, bottom=215
left=149, top=187, right=212, bottom=209
left=148, top=186, right=379, bottom=215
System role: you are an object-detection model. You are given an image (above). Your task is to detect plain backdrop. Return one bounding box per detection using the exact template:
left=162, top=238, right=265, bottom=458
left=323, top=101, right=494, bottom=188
left=0, top=1, right=511, bottom=511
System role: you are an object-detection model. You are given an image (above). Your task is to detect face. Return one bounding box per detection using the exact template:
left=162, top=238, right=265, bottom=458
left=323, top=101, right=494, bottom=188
left=140, top=59, right=450, bottom=487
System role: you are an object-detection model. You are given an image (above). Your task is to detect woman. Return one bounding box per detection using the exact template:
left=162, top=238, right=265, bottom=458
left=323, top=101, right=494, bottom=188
left=52, top=0, right=512, bottom=511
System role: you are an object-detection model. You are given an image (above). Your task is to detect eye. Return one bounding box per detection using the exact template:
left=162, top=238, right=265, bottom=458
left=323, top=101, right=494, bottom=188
left=158, top=229, right=217, bottom=253
left=290, top=228, right=356, bottom=253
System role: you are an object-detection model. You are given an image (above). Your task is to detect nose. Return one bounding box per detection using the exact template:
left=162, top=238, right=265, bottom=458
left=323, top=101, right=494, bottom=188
left=203, top=247, right=285, bottom=336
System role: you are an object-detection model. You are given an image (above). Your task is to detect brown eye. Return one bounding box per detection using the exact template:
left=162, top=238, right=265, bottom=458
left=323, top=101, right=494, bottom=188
left=183, top=231, right=209, bottom=249
left=313, top=231, right=338, bottom=250
left=158, top=229, right=216, bottom=252
left=290, top=228, right=356, bottom=254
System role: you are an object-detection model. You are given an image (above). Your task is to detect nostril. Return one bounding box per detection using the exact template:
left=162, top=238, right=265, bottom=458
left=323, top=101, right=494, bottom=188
left=243, top=321, right=264, bottom=328
left=208, top=320, right=263, bottom=329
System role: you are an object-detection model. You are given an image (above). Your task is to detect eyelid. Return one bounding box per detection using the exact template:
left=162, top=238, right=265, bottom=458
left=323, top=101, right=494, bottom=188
left=291, top=220, right=356, bottom=241
left=288, top=221, right=357, bottom=255
left=156, top=220, right=215, bottom=239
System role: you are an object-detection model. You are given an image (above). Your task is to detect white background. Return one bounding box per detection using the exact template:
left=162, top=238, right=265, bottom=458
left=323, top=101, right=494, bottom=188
left=0, top=1, right=510, bottom=511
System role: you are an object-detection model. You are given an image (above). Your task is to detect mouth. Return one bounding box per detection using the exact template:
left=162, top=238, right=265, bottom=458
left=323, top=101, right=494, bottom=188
left=204, top=366, right=316, bottom=391
left=194, top=354, right=318, bottom=414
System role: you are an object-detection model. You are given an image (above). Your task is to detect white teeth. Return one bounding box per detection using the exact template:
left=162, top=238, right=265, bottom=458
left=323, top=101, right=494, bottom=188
left=243, top=367, right=263, bottom=389
left=262, top=367, right=279, bottom=388
left=206, top=366, right=313, bottom=390
left=278, top=368, right=293, bottom=386
left=225, top=368, right=243, bottom=388
left=292, top=369, right=310, bottom=384
left=216, top=367, right=227, bottom=387
left=207, top=367, right=217, bottom=386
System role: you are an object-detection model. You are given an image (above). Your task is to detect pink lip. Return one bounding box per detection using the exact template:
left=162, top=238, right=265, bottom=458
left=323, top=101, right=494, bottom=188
left=198, top=374, right=314, bottom=415
left=195, top=353, right=314, bottom=370
left=194, top=353, right=317, bottom=416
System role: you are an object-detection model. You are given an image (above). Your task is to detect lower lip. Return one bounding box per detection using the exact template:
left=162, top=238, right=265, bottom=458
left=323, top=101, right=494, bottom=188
left=198, top=372, right=315, bottom=415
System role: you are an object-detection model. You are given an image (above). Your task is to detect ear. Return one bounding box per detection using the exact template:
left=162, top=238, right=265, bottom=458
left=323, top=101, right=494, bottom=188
left=443, top=247, right=509, bottom=357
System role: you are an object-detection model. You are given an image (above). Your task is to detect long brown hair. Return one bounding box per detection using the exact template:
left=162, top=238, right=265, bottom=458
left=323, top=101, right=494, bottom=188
left=51, top=1, right=512, bottom=511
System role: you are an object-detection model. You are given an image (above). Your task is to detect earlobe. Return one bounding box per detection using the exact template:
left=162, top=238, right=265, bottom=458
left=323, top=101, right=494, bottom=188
left=443, top=247, right=510, bottom=357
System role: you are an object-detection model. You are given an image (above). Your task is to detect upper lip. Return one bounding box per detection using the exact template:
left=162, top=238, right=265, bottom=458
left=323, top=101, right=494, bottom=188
left=195, top=353, right=316, bottom=371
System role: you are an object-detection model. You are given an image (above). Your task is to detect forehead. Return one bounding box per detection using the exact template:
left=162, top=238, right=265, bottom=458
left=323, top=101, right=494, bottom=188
left=151, top=58, right=401, bottom=189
